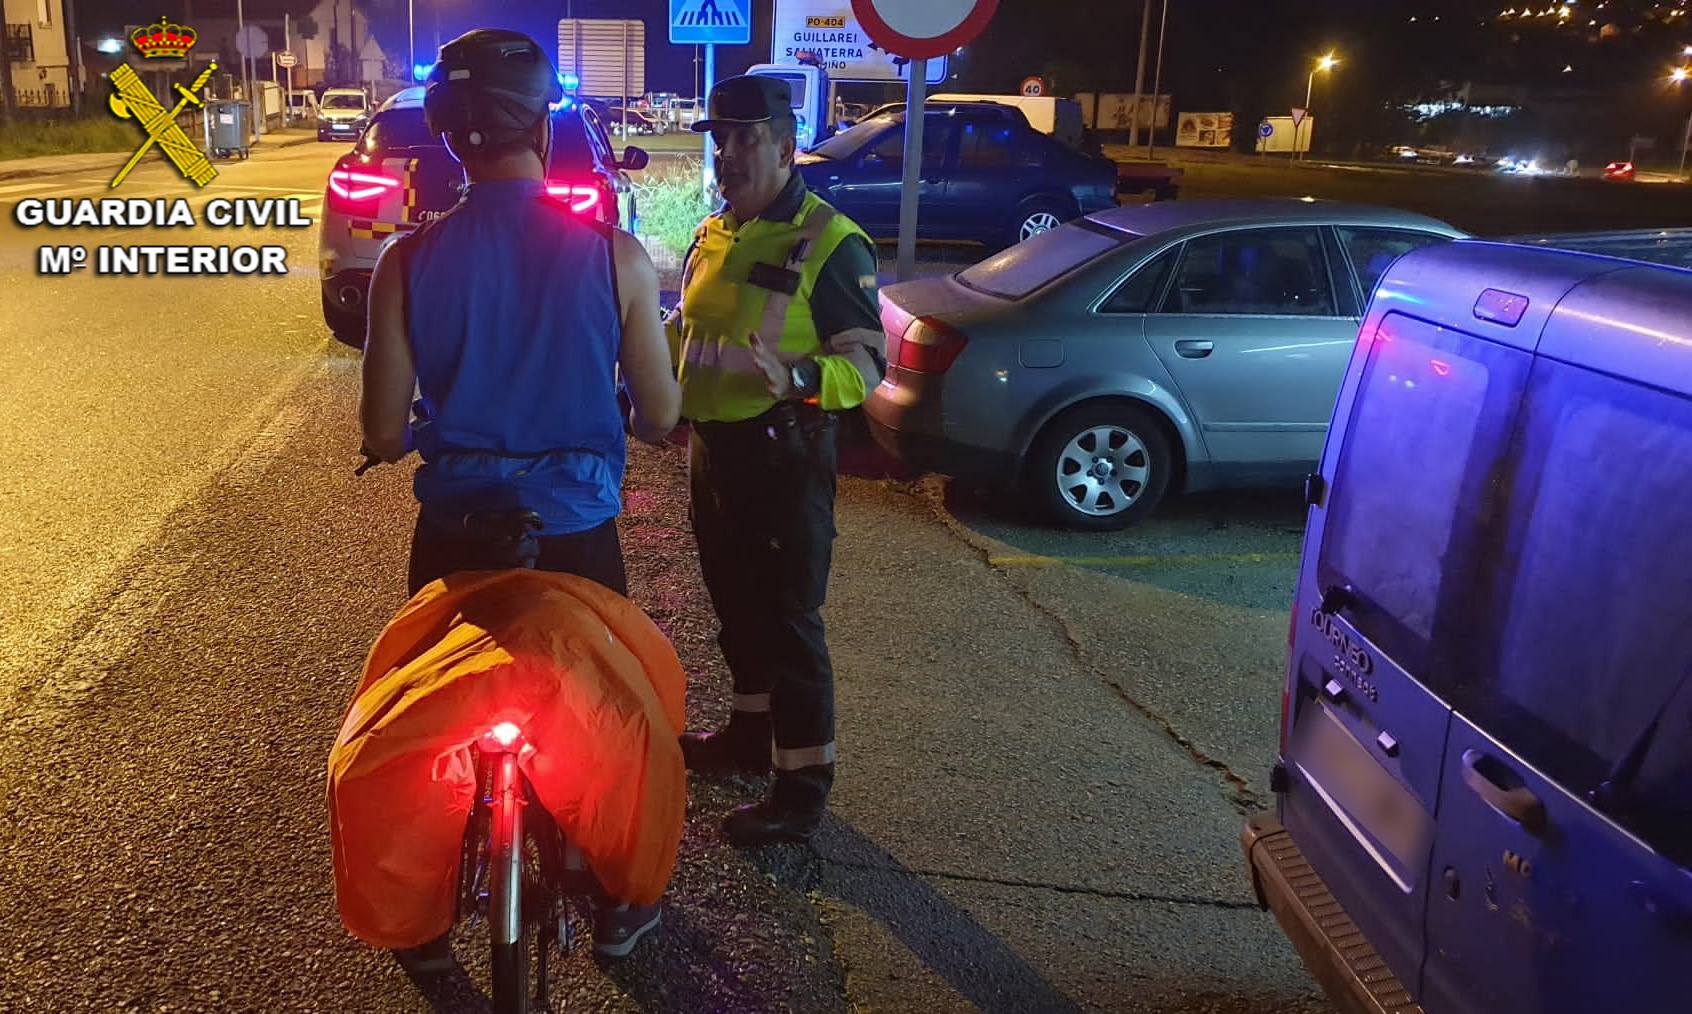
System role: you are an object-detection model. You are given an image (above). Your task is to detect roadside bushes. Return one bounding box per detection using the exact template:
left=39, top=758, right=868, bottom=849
left=631, top=156, right=717, bottom=269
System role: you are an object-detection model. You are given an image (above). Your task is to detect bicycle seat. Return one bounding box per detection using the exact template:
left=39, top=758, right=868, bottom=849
left=461, top=509, right=545, bottom=570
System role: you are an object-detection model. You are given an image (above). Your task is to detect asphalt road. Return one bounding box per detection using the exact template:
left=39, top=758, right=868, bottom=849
left=16, top=132, right=1674, bottom=1013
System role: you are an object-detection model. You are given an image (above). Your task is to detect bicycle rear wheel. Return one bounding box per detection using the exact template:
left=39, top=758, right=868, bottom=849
left=488, top=751, right=531, bottom=1014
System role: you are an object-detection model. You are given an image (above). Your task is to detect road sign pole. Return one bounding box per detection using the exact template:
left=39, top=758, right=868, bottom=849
left=1129, top=0, right=1150, bottom=150
left=896, top=57, right=927, bottom=282
left=236, top=0, right=252, bottom=140
left=702, top=42, right=716, bottom=198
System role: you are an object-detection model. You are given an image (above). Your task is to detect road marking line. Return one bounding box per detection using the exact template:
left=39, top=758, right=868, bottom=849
left=989, top=551, right=1300, bottom=567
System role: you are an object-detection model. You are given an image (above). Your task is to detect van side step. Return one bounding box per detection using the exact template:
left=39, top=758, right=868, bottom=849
left=1242, top=814, right=1424, bottom=1014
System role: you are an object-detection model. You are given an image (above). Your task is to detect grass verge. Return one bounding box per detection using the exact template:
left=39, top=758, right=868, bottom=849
left=632, top=156, right=715, bottom=258
left=0, top=118, right=139, bottom=161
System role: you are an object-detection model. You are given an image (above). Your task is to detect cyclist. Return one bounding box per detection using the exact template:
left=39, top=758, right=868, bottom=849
left=357, top=27, right=680, bottom=964
left=360, top=28, right=680, bottom=599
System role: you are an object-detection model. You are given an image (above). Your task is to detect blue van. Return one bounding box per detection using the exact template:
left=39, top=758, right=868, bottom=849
left=1243, top=238, right=1692, bottom=1014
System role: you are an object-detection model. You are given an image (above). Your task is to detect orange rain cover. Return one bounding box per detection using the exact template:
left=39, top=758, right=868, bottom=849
left=327, top=569, right=687, bottom=950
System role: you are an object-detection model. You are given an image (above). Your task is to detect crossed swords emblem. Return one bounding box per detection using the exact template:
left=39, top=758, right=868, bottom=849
left=108, top=61, right=220, bottom=188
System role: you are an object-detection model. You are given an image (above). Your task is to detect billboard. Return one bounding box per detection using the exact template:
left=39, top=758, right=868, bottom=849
left=1255, top=115, right=1313, bottom=154
left=770, top=0, right=947, bottom=83
left=1175, top=112, right=1234, bottom=148
left=1074, top=92, right=1170, bottom=131
left=557, top=19, right=646, bottom=99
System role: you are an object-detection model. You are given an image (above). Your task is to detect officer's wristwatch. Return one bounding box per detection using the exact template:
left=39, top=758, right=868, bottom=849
left=788, top=359, right=819, bottom=400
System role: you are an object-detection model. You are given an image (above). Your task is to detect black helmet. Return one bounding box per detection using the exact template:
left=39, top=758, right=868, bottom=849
left=424, top=29, right=563, bottom=153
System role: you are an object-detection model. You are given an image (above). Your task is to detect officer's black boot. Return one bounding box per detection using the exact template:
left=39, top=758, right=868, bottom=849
left=679, top=711, right=772, bottom=776
left=723, top=764, right=833, bottom=847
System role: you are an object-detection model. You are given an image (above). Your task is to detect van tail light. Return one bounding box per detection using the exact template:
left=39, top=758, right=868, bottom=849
left=327, top=159, right=401, bottom=208
left=546, top=181, right=604, bottom=216
left=893, top=316, right=969, bottom=374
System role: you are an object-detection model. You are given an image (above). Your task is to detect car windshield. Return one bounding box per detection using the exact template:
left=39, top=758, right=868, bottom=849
left=810, top=114, right=900, bottom=160
left=322, top=93, right=366, bottom=110
left=955, top=219, right=1136, bottom=300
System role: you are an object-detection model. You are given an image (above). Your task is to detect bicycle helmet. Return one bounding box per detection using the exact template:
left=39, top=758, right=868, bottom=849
left=424, top=29, right=563, bottom=154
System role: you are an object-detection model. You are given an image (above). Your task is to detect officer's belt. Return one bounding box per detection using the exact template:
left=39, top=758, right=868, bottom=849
left=691, top=400, right=833, bottom=439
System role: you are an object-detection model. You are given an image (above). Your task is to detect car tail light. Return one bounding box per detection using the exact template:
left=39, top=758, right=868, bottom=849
left=893, top=316, right=968, bottom=374
left=327, top=160, right=401, bottom=207
left=546, top=181, right=603, bottom=216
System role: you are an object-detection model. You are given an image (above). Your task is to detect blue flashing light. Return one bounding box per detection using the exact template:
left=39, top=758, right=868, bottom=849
left=96, top=38, right=125, bottom=54
left=413, top=62, right=433, bottom=82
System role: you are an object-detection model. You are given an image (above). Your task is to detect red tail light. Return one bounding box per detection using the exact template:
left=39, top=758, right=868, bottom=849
left=546, top=182, right=603, bottom=215
left=327, top=162, right=401, bottom=206
left=893, top=316, right=968, bottom=374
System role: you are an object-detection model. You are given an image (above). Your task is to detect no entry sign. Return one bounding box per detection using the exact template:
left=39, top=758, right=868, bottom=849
left=849, top=0, right=998, bottom=61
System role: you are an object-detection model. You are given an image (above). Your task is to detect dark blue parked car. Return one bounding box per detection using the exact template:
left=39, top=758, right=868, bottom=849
left=795, top=103, right=1119, bottom=249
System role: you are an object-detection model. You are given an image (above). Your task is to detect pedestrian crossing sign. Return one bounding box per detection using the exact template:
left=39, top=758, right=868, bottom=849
left=669, top=0, right=750, bottom=46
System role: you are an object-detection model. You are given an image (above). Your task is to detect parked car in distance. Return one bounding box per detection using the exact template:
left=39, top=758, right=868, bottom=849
left=1244, top=237, right=1692, bottom=1014
left=318, top=87, right=647, bottom=346
left=286, top=89, right=320, bottom=125
left=796, top=104, right=1119, bottom=249
left=607, top=106, right=669, bottom=136
left=1603, top=159, right=1637, bottom=182
left=317, top=87, right=370, bottom=142
left=864, top=198, right=1466, bottom=529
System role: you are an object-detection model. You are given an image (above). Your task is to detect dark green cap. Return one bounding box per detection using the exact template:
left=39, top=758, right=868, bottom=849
left=691, top=74, right=794, bottom=133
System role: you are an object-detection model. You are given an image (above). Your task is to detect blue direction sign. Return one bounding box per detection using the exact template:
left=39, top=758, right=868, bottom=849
left=1258, top=121, right=1274, bottom=138
left=670, top=0, right=751, bottom=45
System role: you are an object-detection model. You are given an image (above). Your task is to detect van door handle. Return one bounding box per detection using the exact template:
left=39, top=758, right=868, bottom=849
left=1175, top=340, right=1214, bottom=358
left=1460, top=748, right=1547, bottom=833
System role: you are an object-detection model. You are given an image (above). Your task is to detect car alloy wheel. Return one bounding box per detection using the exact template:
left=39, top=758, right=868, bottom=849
left=1019, top=210, right=1063, bottom=241
left=1027, top=402, right=1173, bottom=530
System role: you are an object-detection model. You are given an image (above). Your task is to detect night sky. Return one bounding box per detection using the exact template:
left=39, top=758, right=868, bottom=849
left=75, top=2, right=1692, bottom=129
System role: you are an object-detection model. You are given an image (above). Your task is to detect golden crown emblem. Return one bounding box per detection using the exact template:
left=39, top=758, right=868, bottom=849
left=131, top=18, right=197, bottom=59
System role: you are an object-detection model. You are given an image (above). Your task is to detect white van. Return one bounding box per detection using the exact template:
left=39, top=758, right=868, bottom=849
left=286, top=90, right=319, bottom=124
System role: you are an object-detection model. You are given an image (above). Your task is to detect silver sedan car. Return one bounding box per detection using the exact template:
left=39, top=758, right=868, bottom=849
left=865, top=199, right=1468, bottom=529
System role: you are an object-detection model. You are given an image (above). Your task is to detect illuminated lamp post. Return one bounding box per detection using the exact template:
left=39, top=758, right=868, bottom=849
left=1299, top=52, right=1337, bottom=161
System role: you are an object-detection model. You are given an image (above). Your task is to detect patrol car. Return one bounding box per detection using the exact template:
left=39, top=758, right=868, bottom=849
left=319, top=87, right=648, bottom=346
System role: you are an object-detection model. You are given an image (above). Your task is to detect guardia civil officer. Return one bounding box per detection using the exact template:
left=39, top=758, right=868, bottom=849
left=671, top=75, right=886, bottom=847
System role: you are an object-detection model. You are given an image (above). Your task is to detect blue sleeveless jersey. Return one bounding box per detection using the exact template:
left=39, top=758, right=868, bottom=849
left=403, top=178, right=625, bottom=534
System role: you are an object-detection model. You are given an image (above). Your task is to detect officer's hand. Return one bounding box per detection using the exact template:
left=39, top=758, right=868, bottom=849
left=747, top=332, right=796, bottom=399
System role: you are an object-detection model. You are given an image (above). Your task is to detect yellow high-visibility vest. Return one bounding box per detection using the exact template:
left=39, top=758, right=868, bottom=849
left=671, top=188, right=871, bottom=423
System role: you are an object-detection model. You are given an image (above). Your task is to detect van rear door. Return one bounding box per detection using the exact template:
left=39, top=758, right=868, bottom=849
left=1281, top=241, right=1584, bottom=997
left=1286, top=307, right=1534, bottom=993
left=1419, top=264, right=1692, bottom=1014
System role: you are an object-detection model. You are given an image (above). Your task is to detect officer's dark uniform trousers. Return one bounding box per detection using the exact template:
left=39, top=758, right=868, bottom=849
left=690, top=400, right=838, bottom=789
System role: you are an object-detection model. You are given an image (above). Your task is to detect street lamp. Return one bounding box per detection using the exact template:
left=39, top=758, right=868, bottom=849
left=1299, top=52, right=1337, bottom=161
left=1673, top=68, right=1692, bottom=179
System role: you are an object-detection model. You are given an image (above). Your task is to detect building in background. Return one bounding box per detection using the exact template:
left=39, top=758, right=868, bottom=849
left=2, top=0, right=71, bottom=111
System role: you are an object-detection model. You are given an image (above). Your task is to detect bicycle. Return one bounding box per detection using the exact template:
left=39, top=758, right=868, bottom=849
left=356, top=451, right=604, bottom=1014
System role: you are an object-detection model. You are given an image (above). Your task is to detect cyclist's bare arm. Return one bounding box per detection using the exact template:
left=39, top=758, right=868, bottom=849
left=612, top=229, right=682, bottom=444
left=361, top=239, right=417, bottom=462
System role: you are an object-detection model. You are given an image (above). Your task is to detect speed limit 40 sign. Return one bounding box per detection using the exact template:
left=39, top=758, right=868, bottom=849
left=1020, top=76, right=1044, bottom=96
